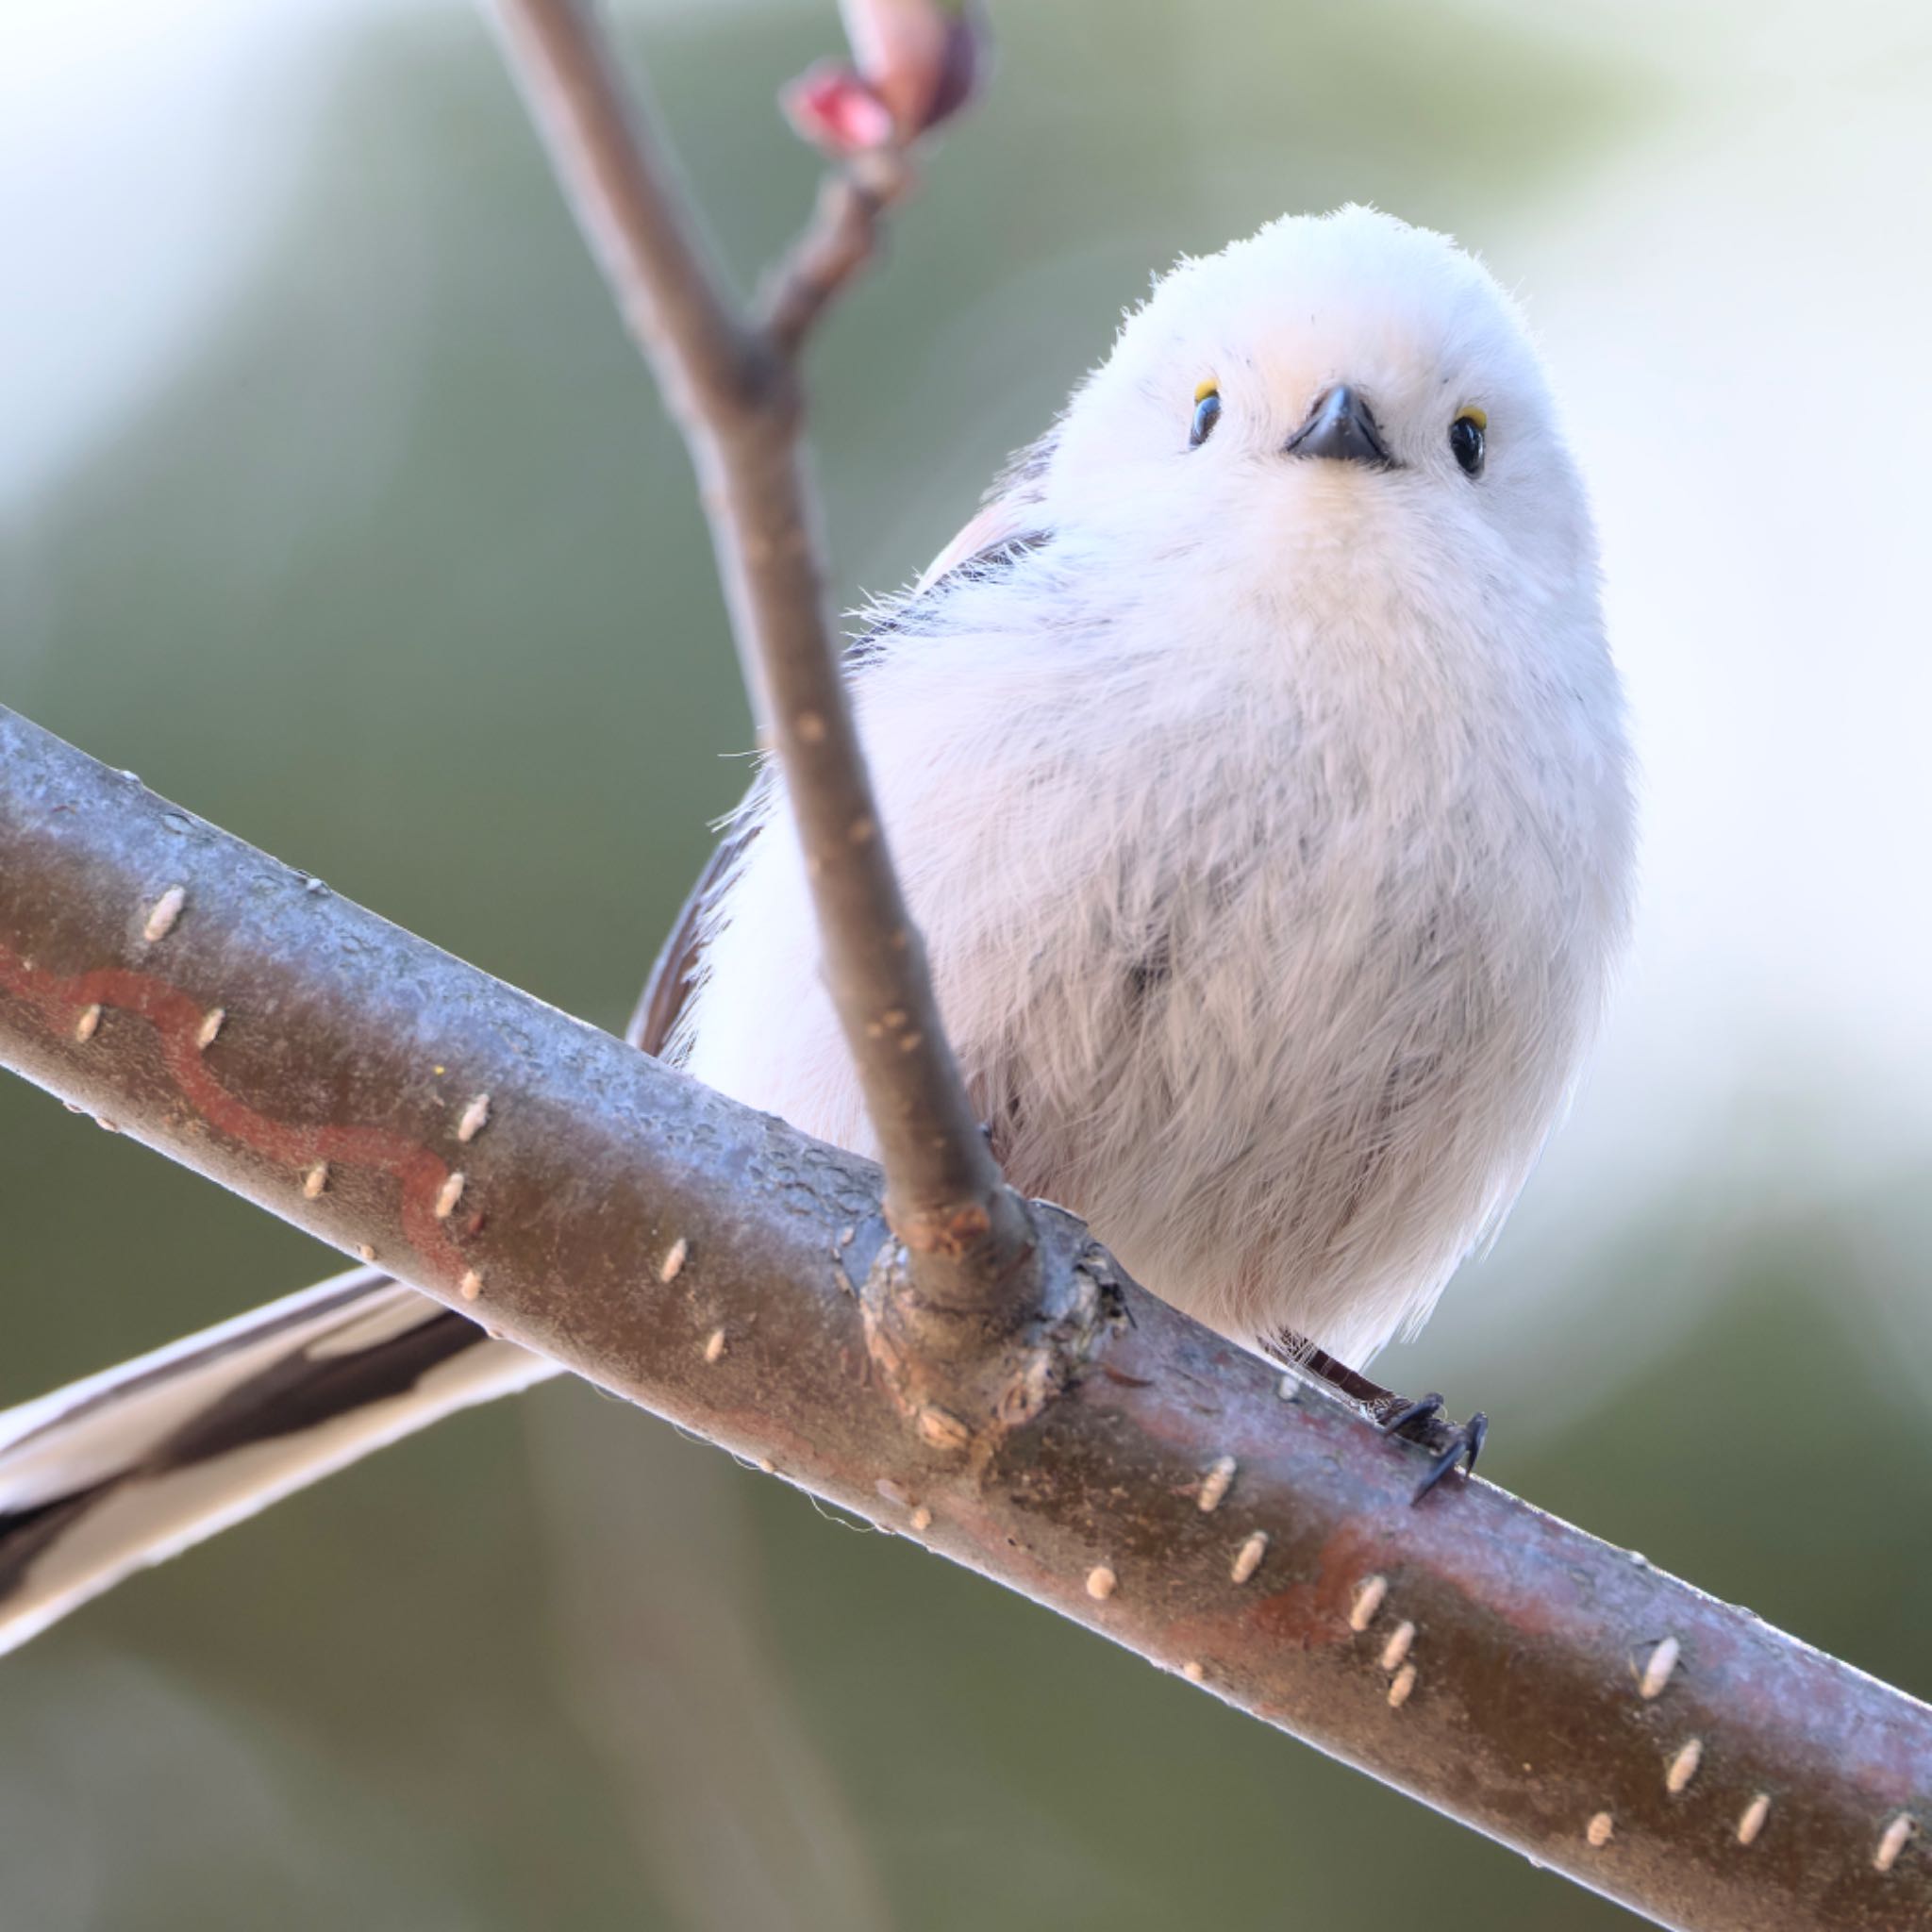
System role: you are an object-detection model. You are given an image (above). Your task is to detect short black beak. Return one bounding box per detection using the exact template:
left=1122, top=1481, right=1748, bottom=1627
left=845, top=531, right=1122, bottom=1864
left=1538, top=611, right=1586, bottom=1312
left=1284, top=386, right=1391, bottom=467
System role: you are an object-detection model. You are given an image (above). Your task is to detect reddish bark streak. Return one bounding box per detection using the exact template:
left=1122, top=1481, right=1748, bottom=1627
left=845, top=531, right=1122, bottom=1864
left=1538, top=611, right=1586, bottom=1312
left=0, top=941, right=472, bottom=1291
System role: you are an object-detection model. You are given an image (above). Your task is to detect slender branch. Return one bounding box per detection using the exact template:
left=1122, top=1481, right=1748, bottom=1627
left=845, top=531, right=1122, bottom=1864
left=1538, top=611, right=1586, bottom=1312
left=3, top=705, right=1929, bottom=1932
left=494, top=0, right=1032, bottom=1341
left=758, top=156, right=914, bottom=358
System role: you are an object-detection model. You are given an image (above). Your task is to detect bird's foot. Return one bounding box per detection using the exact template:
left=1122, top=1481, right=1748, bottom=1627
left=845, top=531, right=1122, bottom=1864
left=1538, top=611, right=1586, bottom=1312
left=1376, top=1392, right=1488, bottom=1504
left=1264, top=1332, right=1490, bottom=1507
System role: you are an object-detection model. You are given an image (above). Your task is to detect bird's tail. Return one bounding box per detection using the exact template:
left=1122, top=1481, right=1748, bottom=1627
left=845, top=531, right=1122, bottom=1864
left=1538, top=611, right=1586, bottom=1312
left=0, top=1267, right=555, bottom=1657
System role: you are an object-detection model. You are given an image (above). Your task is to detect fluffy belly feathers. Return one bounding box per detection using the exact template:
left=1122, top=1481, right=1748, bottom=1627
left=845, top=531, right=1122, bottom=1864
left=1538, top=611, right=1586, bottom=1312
left=681, top=628, right=1627, bottom=1369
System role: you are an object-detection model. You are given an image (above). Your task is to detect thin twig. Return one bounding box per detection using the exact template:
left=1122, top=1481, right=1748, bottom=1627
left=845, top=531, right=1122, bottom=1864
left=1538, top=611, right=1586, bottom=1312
left=758, top=156, right=914, bottom=358
left=3, top=704, right=1928, bottom=1932
left=494, top=0, right=1034, bottom=1337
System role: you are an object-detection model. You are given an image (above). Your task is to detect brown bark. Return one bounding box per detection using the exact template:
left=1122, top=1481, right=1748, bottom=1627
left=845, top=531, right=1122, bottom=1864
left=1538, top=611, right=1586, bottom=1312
left=2, top=702, right=1927, bottom=1932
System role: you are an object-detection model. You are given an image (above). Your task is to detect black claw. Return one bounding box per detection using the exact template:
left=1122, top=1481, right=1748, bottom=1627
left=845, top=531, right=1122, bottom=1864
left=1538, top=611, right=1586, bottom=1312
left=1276, top=1335, right=1491, bottom=1507
left=1377, top=1394, right=1488, bottom=1504
left=1409, top=1411, right=1486, bottom=1503
left=1377, top=1392, right=1444, bottom=1437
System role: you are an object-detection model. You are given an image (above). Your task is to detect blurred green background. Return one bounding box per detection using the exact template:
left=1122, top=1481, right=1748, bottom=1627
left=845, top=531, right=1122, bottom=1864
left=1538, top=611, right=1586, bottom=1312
left=4, top=0, right=1932, bottom=1925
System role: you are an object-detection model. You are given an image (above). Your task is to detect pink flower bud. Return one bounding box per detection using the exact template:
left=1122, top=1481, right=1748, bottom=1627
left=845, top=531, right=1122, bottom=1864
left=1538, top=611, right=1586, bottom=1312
left=782, top=0, right=985, bottom=155
left=780, top=61, right=897, bottom=155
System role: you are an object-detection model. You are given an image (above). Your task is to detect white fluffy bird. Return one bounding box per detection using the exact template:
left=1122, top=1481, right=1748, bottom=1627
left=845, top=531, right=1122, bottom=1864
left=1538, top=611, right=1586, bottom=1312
left=0, top=206, right=1634, bottom=1654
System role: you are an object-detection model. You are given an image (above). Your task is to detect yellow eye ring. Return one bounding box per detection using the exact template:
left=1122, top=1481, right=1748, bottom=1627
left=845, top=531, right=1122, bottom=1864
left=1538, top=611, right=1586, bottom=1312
left=1189, top=380, right=1223, bottom=448
left=1448, top=406, right=1487, bottom=477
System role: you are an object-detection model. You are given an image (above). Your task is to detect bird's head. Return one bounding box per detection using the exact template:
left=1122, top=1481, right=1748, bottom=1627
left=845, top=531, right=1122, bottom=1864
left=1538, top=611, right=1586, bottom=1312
left=1041, top=206, right=1596, bottom=632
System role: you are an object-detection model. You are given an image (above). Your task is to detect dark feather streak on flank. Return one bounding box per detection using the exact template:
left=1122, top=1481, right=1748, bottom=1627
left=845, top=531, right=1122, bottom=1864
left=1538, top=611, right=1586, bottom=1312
left=844, top=529, right=1051, bottom=671
left=627, top=831, right=754, bottom=1060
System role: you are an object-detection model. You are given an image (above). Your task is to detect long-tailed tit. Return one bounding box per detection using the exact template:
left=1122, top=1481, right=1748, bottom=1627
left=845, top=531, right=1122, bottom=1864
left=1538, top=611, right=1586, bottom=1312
left=0, top=206, right=1634, bottom=1654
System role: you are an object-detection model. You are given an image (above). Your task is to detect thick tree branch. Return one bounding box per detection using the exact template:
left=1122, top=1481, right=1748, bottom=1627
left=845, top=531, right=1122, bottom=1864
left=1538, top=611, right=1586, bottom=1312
left=3, top=708, right=1929, bottom=1932
left=494, top=0, right=1031, bottom=1341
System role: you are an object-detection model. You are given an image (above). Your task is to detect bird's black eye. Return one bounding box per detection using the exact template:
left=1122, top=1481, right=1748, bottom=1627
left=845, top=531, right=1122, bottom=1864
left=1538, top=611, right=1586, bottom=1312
left=1449, top=408, right=1487, bottom=477
left=1190, top=382, right=1222, bottom=448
